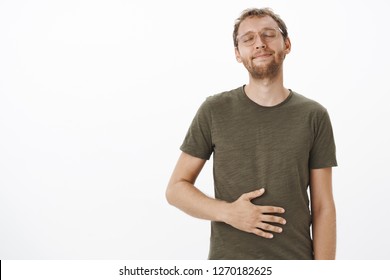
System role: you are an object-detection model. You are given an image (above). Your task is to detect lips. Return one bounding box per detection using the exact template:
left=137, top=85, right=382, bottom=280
left=252, top=52, right=273, bottom=59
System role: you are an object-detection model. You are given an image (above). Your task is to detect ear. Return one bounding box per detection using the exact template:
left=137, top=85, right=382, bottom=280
left=284, top=37, right=291, bottom=55
left=235, top=47, right=242, bottom=63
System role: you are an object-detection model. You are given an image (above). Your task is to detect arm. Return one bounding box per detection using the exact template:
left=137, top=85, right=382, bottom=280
left=166, top=152, right=286, bottom=238
left=310, top=167, right=337, bottom=259
left=166, top=151, right=223, bottom=221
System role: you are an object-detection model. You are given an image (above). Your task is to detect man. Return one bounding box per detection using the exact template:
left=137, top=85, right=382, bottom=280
left=166, top=8, right=337, bottom=260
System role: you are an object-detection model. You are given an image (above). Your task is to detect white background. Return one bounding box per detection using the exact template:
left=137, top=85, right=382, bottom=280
left=0, top=0, right=389, bottom=259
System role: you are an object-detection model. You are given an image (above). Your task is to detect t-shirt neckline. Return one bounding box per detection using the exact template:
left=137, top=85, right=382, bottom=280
left=240, top=85, right=293, bottom=110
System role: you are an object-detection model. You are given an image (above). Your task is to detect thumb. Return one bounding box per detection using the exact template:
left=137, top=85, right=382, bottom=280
left=240, top=188, right=265, bottom=201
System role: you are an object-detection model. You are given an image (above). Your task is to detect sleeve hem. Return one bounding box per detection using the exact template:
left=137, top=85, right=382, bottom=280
left=310, top=162, right=338, bottom=169
left=180, top=146, right=211, bottom=160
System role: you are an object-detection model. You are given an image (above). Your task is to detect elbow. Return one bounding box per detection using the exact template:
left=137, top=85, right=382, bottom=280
left=312, top=203, right=337, bottom=223
left=165, top=182, right=177, bottom=206
left=166, top=178, right=188, bottom=207
left=312, top=199, right=336, bottom=215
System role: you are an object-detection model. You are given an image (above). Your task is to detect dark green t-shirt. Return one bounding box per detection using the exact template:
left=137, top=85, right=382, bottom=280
left=180, top=86, right=337, bottom=259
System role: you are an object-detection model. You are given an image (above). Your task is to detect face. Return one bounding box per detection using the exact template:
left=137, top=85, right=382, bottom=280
left=235, top=15, right=291, bottom=80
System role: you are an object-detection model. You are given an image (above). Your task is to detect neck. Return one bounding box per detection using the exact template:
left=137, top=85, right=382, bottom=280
left=244, top=69, right=289, bottom=107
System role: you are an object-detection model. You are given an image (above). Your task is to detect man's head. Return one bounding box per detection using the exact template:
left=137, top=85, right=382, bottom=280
left=233, top=8, right=288, bottom=49
left=233, top=8, right=291, bottom=80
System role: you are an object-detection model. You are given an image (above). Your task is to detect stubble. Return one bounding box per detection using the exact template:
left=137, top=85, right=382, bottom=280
left=243, top=51, right=284, bottom=80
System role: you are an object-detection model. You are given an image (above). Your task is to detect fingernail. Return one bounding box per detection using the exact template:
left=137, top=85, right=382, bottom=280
left=269, top=234, right=274, bottom=238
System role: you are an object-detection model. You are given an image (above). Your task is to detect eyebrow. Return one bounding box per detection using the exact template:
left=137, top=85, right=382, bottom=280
left=239, top=27, right=275, bottom=35
left=238, top=27, right=283, bottom=38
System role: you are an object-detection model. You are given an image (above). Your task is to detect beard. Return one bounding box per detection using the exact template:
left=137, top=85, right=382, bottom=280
left=242, top=50, right=284, bottom=80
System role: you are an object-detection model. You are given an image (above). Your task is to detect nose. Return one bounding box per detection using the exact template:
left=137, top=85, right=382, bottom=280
left=254, top=33, right=266, bottom=49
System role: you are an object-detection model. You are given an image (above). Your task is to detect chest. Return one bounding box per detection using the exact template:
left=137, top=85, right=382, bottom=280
left=212, top=109, right=314, bottom=161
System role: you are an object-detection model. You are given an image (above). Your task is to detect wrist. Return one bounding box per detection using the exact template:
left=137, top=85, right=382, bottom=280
left=215, top=200, right=232, bottom=224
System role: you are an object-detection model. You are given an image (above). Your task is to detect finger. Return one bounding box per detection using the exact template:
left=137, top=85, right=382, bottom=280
left=240, top=188, right=265, bottom=201
left=261, top=214, right=287, bottom=225
left=257, top=222, right=283, bottom=234
left=252, top=228, right=273, bottom=239
left=259, top=206, right=285, bottom=214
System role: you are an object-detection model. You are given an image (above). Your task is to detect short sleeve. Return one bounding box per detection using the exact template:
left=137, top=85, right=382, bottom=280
left=180, top=99, right=214, bottom=160
left=309, top=110, right=338, bottom=169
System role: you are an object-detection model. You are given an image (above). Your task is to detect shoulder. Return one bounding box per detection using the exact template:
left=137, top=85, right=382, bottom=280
left=192, top=87, right=242, bottom=120
left=203, top=86, right=243, bottom=108
left=291, top=91, right=329, bottom=116
left=290, top=92, right=335, bottom=134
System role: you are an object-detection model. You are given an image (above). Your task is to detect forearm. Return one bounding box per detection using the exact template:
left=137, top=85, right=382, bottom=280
left=312, top=206, right=337, bottom=260
left=166, top=180, right=228, bottom=222
left=167, top=182, right=286, bottom=239
left=166, top=152, right=286, bottom=238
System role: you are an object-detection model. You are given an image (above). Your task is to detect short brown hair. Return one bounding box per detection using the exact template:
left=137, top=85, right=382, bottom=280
left=233, top=8, right=288, bottom=48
